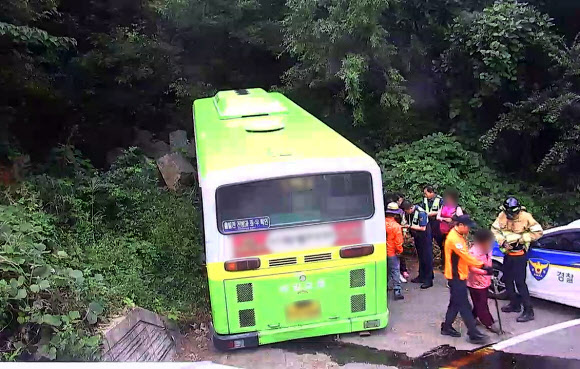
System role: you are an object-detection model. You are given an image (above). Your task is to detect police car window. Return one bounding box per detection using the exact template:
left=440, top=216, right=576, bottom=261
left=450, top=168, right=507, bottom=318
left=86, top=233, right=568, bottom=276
left=537, top=232, right=580, bottom=253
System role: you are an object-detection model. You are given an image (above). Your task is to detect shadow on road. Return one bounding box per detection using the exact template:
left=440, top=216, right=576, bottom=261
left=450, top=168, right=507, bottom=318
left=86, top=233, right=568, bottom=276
left=274, top=336, right=580, bottom=368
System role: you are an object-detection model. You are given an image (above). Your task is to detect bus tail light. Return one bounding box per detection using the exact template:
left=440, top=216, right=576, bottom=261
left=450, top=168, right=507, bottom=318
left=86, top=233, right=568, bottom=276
left=224, top=258, right=261, bottom=271
left=339, top=244, right=374, bottom=259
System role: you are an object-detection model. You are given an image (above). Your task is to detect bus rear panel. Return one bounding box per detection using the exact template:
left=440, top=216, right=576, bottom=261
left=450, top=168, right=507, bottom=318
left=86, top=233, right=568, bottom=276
left=193, top=89, right=388, bottom=350
left=208, top=171, right=387, bottom=350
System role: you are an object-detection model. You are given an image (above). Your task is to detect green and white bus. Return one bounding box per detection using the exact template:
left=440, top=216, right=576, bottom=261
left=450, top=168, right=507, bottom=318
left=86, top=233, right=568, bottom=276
left=193, top=88, right=388, bottom=350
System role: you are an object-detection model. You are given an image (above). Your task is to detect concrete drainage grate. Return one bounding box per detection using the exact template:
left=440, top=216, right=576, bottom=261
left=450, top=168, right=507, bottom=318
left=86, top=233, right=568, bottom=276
left=101, top=307, right=180, bottom=362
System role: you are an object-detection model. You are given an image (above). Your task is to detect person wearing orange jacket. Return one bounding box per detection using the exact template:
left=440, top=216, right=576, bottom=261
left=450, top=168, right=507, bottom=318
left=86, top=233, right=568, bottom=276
left=441, top=214, right=493, bottom=344
left=385, top=202, right=405, bottom=300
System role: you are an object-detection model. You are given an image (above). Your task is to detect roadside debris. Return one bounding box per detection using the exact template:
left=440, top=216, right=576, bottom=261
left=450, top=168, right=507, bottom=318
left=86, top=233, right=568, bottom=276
left=157, top=152, right=196, bottom=190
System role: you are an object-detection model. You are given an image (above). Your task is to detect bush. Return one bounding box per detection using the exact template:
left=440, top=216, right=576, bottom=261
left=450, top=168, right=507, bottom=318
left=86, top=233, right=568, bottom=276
left=31, top=148, right=208, bottom=315
left=376, top=133, right=580, bottom=227
left=0, top=205, right=105, bottom=361
left=1, top=148, right=208, bottom=360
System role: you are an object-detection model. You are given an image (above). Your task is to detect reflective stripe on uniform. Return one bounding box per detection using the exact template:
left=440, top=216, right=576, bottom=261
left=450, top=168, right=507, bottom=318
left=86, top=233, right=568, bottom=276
left=411, top=206, right=427, bottom=226
left=424, top=195, right=442, bottom=213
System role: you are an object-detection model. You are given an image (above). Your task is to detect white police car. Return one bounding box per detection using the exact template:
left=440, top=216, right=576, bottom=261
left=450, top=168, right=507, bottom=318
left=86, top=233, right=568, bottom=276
left=489, top=220, right=580, bottom=308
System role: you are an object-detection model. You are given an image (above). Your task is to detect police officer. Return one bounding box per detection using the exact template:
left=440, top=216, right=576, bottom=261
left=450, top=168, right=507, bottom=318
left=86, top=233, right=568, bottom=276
left=401, top=200, right=433, bottom=289
left=423, top=186, right=444, bottom=268
left=491, top=197, right=544, bottom=323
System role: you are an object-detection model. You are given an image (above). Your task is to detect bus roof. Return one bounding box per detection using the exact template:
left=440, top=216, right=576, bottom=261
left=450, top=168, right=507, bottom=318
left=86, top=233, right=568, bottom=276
left=193, top=89, right=371, bottom=181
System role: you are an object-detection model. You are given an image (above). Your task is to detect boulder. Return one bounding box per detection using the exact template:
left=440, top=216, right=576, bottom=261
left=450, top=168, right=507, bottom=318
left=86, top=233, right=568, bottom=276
left=169, top=130, right=188, bottom=152
left=148, top=140, right=171, bottom=159
left=157, top=152, right=196, bottom=190
left=132, top=129, right=170, bottom=159
left=170, top=130, right=196, bottom=158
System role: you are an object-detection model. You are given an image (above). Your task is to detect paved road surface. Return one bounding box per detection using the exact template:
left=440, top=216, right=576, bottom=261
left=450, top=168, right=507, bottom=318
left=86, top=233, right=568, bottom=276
left=178, top=261, right=580, bottom=368
left=340, top=268, right=580, bottom=357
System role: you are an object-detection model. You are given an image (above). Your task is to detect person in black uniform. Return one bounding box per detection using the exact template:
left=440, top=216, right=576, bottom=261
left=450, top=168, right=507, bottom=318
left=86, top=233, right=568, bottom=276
left=422, top=185, right=444, bottom=269
left=401, top=200, right=433, bottom=289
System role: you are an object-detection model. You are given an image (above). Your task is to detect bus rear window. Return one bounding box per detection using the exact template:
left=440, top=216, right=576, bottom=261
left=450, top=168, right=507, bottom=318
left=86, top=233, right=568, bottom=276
left=216, top=172, right=374, bottom=233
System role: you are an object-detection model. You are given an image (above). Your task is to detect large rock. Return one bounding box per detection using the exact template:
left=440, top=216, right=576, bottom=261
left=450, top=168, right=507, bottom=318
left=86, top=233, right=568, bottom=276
left=148, top=140, right=171, bottom=159
left=169, top=130, right=188, bottom=152
left=170, top=130, right=196, bottom=158
left=132, top=129, right=170, bottom=159
left=101, top=307, right=180, bottom=362
left=157, top=152, right=196, bottom=190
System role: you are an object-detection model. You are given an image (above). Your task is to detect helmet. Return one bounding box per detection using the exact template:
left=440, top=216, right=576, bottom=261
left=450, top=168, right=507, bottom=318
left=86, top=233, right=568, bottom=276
left=503, top=197, right=521, bottom=220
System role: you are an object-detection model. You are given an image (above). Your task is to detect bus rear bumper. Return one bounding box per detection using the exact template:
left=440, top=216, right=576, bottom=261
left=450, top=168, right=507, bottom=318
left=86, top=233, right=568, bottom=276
left=212, top=329, right=259, bottom=351
left=213, top=312, right=388, bottom=350
left=258, top=312, right=388, bottom=345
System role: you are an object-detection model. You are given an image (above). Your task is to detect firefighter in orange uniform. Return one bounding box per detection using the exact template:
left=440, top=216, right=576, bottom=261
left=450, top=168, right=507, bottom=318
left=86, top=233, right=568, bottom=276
left=441, top=214, right=492, bottom=344
left=385, top=202, right=404, bottom=300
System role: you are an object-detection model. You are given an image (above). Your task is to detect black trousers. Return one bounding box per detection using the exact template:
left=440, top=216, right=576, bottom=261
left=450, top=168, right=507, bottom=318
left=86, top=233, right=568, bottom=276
left=430, top=220, right=444, bottom=247
left=504, top=253, right=532, bottom=310
left=429, top=221, right=444, bottom=266
left=440, top=232, right=449, bottom=268
left=444, top=278, right=479, bottom=337
left=413, top=230, right=433, bottom=282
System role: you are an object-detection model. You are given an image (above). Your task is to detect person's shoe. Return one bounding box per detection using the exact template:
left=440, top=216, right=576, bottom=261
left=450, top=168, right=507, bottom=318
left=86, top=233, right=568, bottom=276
left=440, top=323, right=461, bottom=337
left=486, top=322, right=502, bottom=334
left=420, top=282, right=434, bottom=289
left=400, top=274, right=407, bottom=283
left=501, top=303, right=522, bottom=313
left=516, top=309, right=535, bottom=323
left=501, top=304, right=522, bottom=313
left=468, top=332, right=490, bottom=345
left=411, top=276, right=422, bottom=283
left=394, top=289, right=404, bottom=300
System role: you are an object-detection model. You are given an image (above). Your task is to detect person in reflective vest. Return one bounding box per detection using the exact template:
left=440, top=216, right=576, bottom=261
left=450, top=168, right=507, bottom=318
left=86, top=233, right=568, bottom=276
left=491, top=197, right=544, bottom=323
left=401, top=200, right=434, bottom=289
left=423, top=185, right=444, bottom=268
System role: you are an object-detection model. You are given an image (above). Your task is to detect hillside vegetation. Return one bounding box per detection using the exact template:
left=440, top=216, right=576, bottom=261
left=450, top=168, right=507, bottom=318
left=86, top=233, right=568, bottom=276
left=1, top=0, right=579, bottom=361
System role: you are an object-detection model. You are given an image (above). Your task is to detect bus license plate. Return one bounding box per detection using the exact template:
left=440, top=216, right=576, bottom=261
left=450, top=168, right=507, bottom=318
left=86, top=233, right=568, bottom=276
left=286, top=300, right=321, bottom=322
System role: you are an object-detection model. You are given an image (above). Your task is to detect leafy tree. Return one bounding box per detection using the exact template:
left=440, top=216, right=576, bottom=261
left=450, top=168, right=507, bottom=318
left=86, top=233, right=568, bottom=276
left=482, top=34, right=580, bottom=179
left=441, top=0, right=563, bottom=117
left=283, top=0, right=413, bottom=126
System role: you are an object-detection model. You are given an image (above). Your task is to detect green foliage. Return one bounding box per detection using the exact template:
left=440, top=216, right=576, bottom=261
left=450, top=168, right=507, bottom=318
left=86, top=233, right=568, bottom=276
left=442, top=0, right=563, bottom=101
left=75, top=27, right=192, bottom=133
left=0, top=22, right=76, bottom=49
left=283, top=0, right=413, bottom=125
left=376, top=134, right=579, bottom=227
left=0, top=205, right=104, bottom=361
left=1, top=148, right=207, bottom=360
left=481, top=35, right=580, bottom=176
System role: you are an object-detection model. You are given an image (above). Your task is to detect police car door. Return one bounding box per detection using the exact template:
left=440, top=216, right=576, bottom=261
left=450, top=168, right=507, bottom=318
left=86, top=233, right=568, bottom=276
left=527, top=230, right=580, bottom=308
